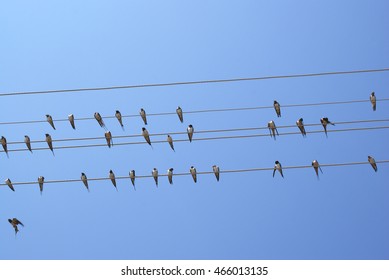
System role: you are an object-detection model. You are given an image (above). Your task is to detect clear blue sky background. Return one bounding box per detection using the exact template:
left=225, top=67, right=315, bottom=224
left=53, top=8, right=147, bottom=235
left=1, top=1, right=388, bottom=259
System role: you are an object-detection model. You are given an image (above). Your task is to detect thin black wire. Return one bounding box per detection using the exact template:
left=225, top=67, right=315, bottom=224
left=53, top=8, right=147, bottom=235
left=1, top=68, right=388, bottom=97
left=2, top=125, right=389, bottom=154
left=2, top=160, right=388, bottom=187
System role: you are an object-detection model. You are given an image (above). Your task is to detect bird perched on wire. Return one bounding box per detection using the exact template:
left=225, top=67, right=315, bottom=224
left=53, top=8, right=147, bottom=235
left=273, top=100, right=281, bottom=117
left=81, top=173, right=89, bottom=192
left=109, top=170, right=117, bottom=191
left=5, top=178, right=15, bottom=192
left=312, top=160, right=323, bottom=178
left=68, top=114, right=76, bottom=129
left=24, top=135, right=33, bottom=153
left=273, top=161, right=284, bottom=178
left=268, top=121, right=279, bottom=139
left=167, top=168, right=174, bottom=185
left=8, top=218, right=24, bottom=235
left=167, top=135, right=175, bottom=151
left=38, top=176, right=44, bottom=195
left=1, top=136, right=9, bottom=158
left=296, top=118, right=306, bottom=137
left=213, top=165, right=220, bottom=182
left=115, top=110, right=124, bottom=129
left=176, top=106, right=184, bottom=123
left=94, top=112, right=106, bottom=129
left=320, top=117, right=335, bottom=137
left=129, top=170, right=136, bottom=190
left=370, top=92, right=376, bottom=111
left=368, top=156, right=377, bottom=172
left=152, top=168, right=158, bottom=187
left=190, top=166, right=197, bottom=183
left=45, top=133, right=55, bottom=155
left=105, top=131, right=113, bottom=148
left=140, top=108, right=147, bottom=125
left=142, top=127, right=152, bottom=147
left=187, top=125, right=194, bottom=142
left=46, top=114, right=56, bottom=130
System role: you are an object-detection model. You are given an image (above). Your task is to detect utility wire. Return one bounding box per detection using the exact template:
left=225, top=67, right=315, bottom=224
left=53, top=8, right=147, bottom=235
left=2, top=160, right=388, bottom=187
left=1, top=68, right=388, bottom=97
left=0, top=98, right=388, bottom=126
left=2, top=125, right=389, bottom=154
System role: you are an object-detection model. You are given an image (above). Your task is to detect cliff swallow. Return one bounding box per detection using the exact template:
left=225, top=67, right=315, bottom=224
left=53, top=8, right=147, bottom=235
left=190, top=166, right=197, bottom=183
left=176, top=106, right=184, bottom=123
left=167, top=135, right=175, bottom=151
left=274, top=100, right=281, bottom=117
left=273, top=161, right=284, bottom=178
left=320, top=117, right=335, bottom=137
left=1, top=136, right=9, bottom=158
left=152, top=168, right=158, bottom=187
left=109, top=170, right=117, bottom=191
left=38, top=176, right=44, bottom=194
left=296, top=118, right=306, bottom=137
left=187, top=125, right=194, bottom=142
left=68, top=114, right=76, bottom=129
left=115, top=110, right=124, bottom=129
left=268, top=121, right=279, bottom=139
left=8, top=218, right=24, bottom=235
left=312, top=160, right=323, bottom=178
left=5, top=178, right=15, bottom=192
left=140, top=108, right=147, bottom=125
left=142, top=127, right=152, bottom=146
left=167, top=168, right=174, bottom=184
left=45, top=133, right=55, bottom=155
left=24, top=135, right=32, bottom=153
left=46, top=114, right=56, bottom=130
left=129, top=170, right=136, bottom=190
left=370, top=92, right=376, bottom=111
left=94, top=112, right=106, bottom=129
left=213, top=165, right=220, bottom=181
left=81, top=173, right=89, bottom=192
left=105, top=131, right=113, bottom=148
left=368, top=156, right=378, bottom=172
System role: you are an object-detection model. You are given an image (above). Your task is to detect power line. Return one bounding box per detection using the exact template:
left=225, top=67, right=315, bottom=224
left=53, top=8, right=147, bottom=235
left=2, top=160, right=388, bottom=187
left=1, top=68, right=389, bottom=97
left=2, top=125, right=389, bottom=154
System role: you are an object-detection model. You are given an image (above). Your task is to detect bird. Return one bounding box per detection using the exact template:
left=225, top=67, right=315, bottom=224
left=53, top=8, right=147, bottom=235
left=274, top=100, right=281, bottom=117
left=68, top=114, right=76, bottom=129
left=312, top=160, right=323, bottom=178
left=8, top=218, right=24, bottom=235
left=142, top=127, right=152, bottom=146
left=5, top=178, right=15, bottom=192
left=167, top=168, right=174, bottom=184
left=24, top=135, right=32, bottom=153
left=115, top=110, right=124, bottom=129
left=38, top=176, right=44, bottom=195
left=104, top=131, right=113, bottom=148
left=45, top=133, right=55, bottom=155
left=296, top=118, right=306, bottom=137
left=320, top=117, right=335, bottom=137
left=187, top=124, right=194, bottom=142
left=109, top=170, right=117, bottom=191
left=1, top=136, right=9, bottom=158
left=370, top=92, right=376, bottom=111
left=213, top=165, right=220, bottom=182
left=140, top=108, right=147, bottom=125
left=94, top=112, right=106, bottom=129
left=167, top=135, right=175, bottom=151
left=46, top=114, right=56, bottom=130
left=176, top=106, right=184, bottom=123
left=81, top=173, right=89, bottom=192
left=190, top=166, right=197, bottom=183
left=129, top=170, right=136, bottom=190
left=368, top=156, right=378, bottom=172
left=268, top=121, right=279, bottom=139
left=273, top=161, right=284, bottom=178
left=152, top=168, right=158, bottom=187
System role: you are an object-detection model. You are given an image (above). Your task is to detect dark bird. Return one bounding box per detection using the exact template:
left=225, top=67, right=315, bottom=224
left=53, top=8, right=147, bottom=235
left=167, top=168, right=174, bottom=184
left=81, top=173, right=89, bottom=192
left=5, top=178, right=15, bottom=192
left=274, top=100, right=281, bottom=117
left=190, top=166, right=197, bottom=183
left=115, top=110, right=124, bottom=129
left=368, top=156, right=378, bottom=172
left=8, top=218, right=24, bottom=235
left=105, top=131, right=113, bottom=148
left=45, top=133, right=55, bottom=155
left=312, top=160, right=323, bottom=178
left=46, top=114, right=56, bottom=130
left=24, top=135, right=32, bottom=153
left=268, top=121, right=279, bottom=139
left=94, top=112, right=106, bottom=129
left=140, top=108, right=147, bottom=125
left=142, top=127, right=152, bottom=146
left=38, top=176, right=44, bottom=194
left=213, top=165, right=220, bottom=182
left=320, top=117, right=335, bottom=137
left=129, top=170, right=136, bottom=190
left=187, top=125, right=194, bottom=142
left=176, top=106, right=184, bottom=123
left=273, top=161, right=284, bottom=178
left=167, top=135, right=175, bottom=151
left=1, top=136, right=9, bottom=158
left=109, top=170, right=117, bottom=191
left=152, top=168, right=158, bottom=187
left=370, top=92, right=376, bottom=111
left=68, top=114, right=76, bottom=129
left=296, top=118, right=306, bottom=137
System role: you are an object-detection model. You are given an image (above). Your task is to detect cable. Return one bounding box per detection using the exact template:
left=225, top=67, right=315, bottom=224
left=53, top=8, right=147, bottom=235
left=1, top=98, right=388, bottom=126
left=2, top=160, right=388, bottom=187
left=2, top=125, right=389, bottom=154
left=1, top=68, right=389, bottom=97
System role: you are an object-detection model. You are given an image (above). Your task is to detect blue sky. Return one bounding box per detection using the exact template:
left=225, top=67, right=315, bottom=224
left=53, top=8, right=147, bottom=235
left=1, top=1, right=388, bottom=259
